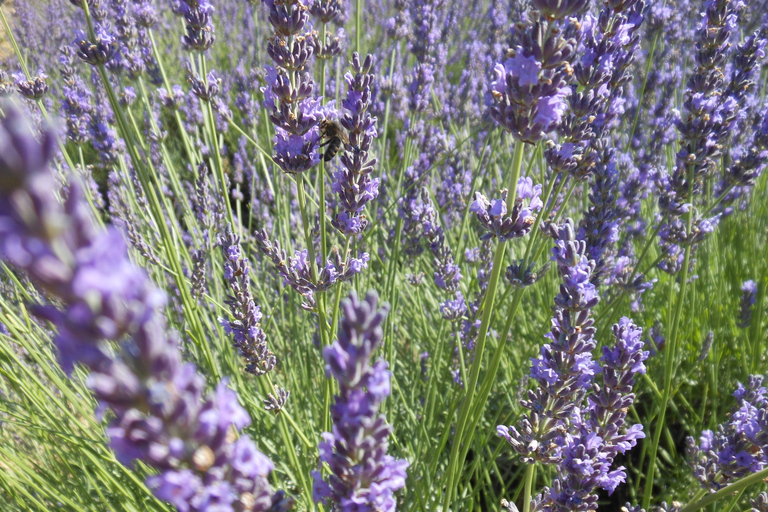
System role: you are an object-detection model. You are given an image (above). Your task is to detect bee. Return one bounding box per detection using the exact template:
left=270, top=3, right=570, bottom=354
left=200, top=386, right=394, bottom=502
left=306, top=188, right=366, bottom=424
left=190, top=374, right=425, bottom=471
left=319, top=119, right=349, bottom=162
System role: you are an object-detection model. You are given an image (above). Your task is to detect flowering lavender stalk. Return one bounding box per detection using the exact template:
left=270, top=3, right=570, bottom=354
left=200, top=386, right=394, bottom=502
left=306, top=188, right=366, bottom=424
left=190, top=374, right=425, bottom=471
left=497, top=219, right=600, bottom=464
left=0, top=105, right=287, bottom=512
left=737, top=280, right=758, bottom=329
left=657, top=0, right=741, bottom=275
left=312, top=291, right=409, bottom=512
left=219, top=228, right=276, bottom=376
left=686, top=375, right=768, bottom=491
left=470, top=177, right=544, bottom=242
left=255, top=229, right=369, bottom=311
left=537, top=318, right=647, bottom=511
left=331, top=53, right=380, bottom=235
left=261, top=0, right=321, bottom=174
left=487, top=3, right=586, bottom=144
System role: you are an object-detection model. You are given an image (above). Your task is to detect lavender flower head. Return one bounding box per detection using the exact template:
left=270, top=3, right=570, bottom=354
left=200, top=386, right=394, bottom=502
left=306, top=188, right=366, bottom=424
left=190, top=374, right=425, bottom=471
left=261, top=0, right=322, bottom=175
left=331, top=53, right=380, bottom=235
left=0, top=104, right=287, bottom=512
left=470, top=177, right=543, bottom=241
left=687, top=375, right=768, bottom=491
left=497, top=219, right=600, bottom=464
left=219, top=228, right=277, bottom=376
left=488, top=3, right=587, bottom=143
left=737, top=279, right=758, bottom=329
left=313, top=291, right=409, bottom=512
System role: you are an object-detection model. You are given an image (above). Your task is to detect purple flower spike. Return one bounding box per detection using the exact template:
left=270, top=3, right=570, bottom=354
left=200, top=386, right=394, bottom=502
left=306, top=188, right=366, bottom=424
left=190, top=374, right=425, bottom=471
left=313, top=291, right=409, bottom=512
left=471, top=177, right=543, bottom=241
left=218, top=228, right=277, bottom=376
left=331, top=53, right=380, bottom=235
left=0, top=103, right=288, bottom=512
left=737, top=280, right=758, bottom=329
left=687, top=375, right=768, bottom=491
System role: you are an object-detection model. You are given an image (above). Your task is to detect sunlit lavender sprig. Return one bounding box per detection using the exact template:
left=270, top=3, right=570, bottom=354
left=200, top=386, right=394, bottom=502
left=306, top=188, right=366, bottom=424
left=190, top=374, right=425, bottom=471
left=470, top=177, right=543, bottom=241
left=254, top=229, right=369, bottom=310
left=488, top=2, right=587, bottom=144
left=219, top=228, right=276, bottom=376
left=261, top=0, right=321, bottom=175
left=173, top=0, right=216, bottom=52
left=686, top=375, right=768, bottom=491
left=312, top=291, right=409, bottom=512
left=497, top=219, right=600, bottom=464
left=656, top=0, right=742, bottom=275
left=737, top=280, right=758, bottom=329
left=536, top=317, right=647, bottom=511
left=15, top=72, right=49, bottom=101
left=0, top=105, right=287, bottom=512
left=331, top=53, right=380, bottom=235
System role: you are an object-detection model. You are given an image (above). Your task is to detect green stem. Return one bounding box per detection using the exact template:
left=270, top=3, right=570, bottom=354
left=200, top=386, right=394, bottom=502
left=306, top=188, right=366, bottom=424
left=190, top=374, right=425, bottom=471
left=677, top=467, right=768, bottom=512
left=521, top=464, right=535, bottom=512
left=442, top=139, right=525, bottom=511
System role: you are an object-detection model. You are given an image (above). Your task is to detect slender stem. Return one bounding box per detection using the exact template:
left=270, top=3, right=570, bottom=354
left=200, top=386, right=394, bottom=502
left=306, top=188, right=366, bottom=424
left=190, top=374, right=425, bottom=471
left=442, top=139, right=525, bottom=511
left=642, top=169, right=695, bottom=510
left=521, top=464, right=535, bottom=512
left=677, top=467, right=768, bottom=512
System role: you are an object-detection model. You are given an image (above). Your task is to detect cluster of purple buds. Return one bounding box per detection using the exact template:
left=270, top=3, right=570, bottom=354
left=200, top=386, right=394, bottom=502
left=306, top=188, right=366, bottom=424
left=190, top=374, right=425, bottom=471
left=309, top=0, right=347, bottom=59
left=686, top=375, right=768, bottom=491
left=470, top=177, right=543, bottom=241
left=578, top=143, right=620, bottom=285
left=488, top=0, right=588, bottom=144
left=737, top=280, right=758, bottom=328
left=261, top=0, right=322, bottom=175
left=255, top=229, right=369, bottom=310
left=0, top=105, right=288, bottom=512
left=175, top=0, right=216, bottom=52
left=219, top=228, right=277, bottom=376
left=497, top=219, right=599, bottom=464
left=15, top=73, right=49, bottom=100
left=536, top=318, right=647, bottom=511
left=331, top=53, right=380, bottom=235
left=73, top=28, right=118, bottom=66
left=548, top=0, right=645, bottom=180
left=312, top=291, right=409, bottom=512
left=752, top=492, right=768, bottom=512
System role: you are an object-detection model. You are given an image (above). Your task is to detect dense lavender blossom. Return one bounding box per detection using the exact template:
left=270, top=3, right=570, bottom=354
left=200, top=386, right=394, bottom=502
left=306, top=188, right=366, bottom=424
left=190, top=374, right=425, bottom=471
left=15, top=73, right=48, bottom=100
left=313, top=291, right=409, bottom=512
left=488, top=1, right=589, bottom=144
left=737, top=280, right=758, bottom=328
left=537, top=318, right=647, bottom=511
left=0, top=105, right=287, bottom=512
left=497, top=219, right=600, bottom=464
left=470, top=177, right=543, bottom=241
left=255, top=229, right=369, bottom=310
left=331, top=53, right=380, bottom=235
left=687, top=375, right=768, bottom=491
left=657, top=0, right=744, bottom=275
left=73, top=27, right=118, bottom=66
left=219, top=228, right=276, bottom=376
left=175, top=0, right=216, bottom=52
left=261, top=0, right=321, bottom=175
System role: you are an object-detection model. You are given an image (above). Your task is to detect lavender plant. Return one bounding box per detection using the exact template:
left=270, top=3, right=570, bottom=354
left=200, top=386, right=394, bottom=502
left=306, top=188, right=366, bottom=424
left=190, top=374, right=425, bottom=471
left=0, top=0, right=767, bottom=512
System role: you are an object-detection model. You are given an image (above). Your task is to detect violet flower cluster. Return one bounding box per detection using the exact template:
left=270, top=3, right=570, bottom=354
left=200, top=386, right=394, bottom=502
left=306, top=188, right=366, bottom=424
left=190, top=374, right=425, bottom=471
left=737, top=280, right=758, bottom=329
left=219, top=228, right=276, bottom=376
left=0, top=105, right=287, bottom=512
left=470, top=177, right=543, bottom=242
left=656, top=0, right=748, bottom=275
left=487, top=1, right=588, bottom=144
left=313, top=291, right=409, bottom=512
left=686, top=375, right=768, bottom=491
left=254, top=228, right=369, bottom=311
left=497, top=219, right=600, bottom=464
left=174, top=0, right=216, bottom=52
left=536, top=318, right=647, bottom=511
left=261, top=0, right=322, bottom=175
left=331, top=53, right=380, bottom=236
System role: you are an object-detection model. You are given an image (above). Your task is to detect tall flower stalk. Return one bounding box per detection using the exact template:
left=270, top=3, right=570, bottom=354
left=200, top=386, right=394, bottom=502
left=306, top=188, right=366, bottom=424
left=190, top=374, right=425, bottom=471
left=312, top=291, right=409, bottom=512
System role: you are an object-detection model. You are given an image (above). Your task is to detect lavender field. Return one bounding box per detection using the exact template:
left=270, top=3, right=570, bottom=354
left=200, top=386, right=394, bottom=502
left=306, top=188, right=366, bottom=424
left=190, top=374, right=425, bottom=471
left=0, top=0, right=767, bottom=511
